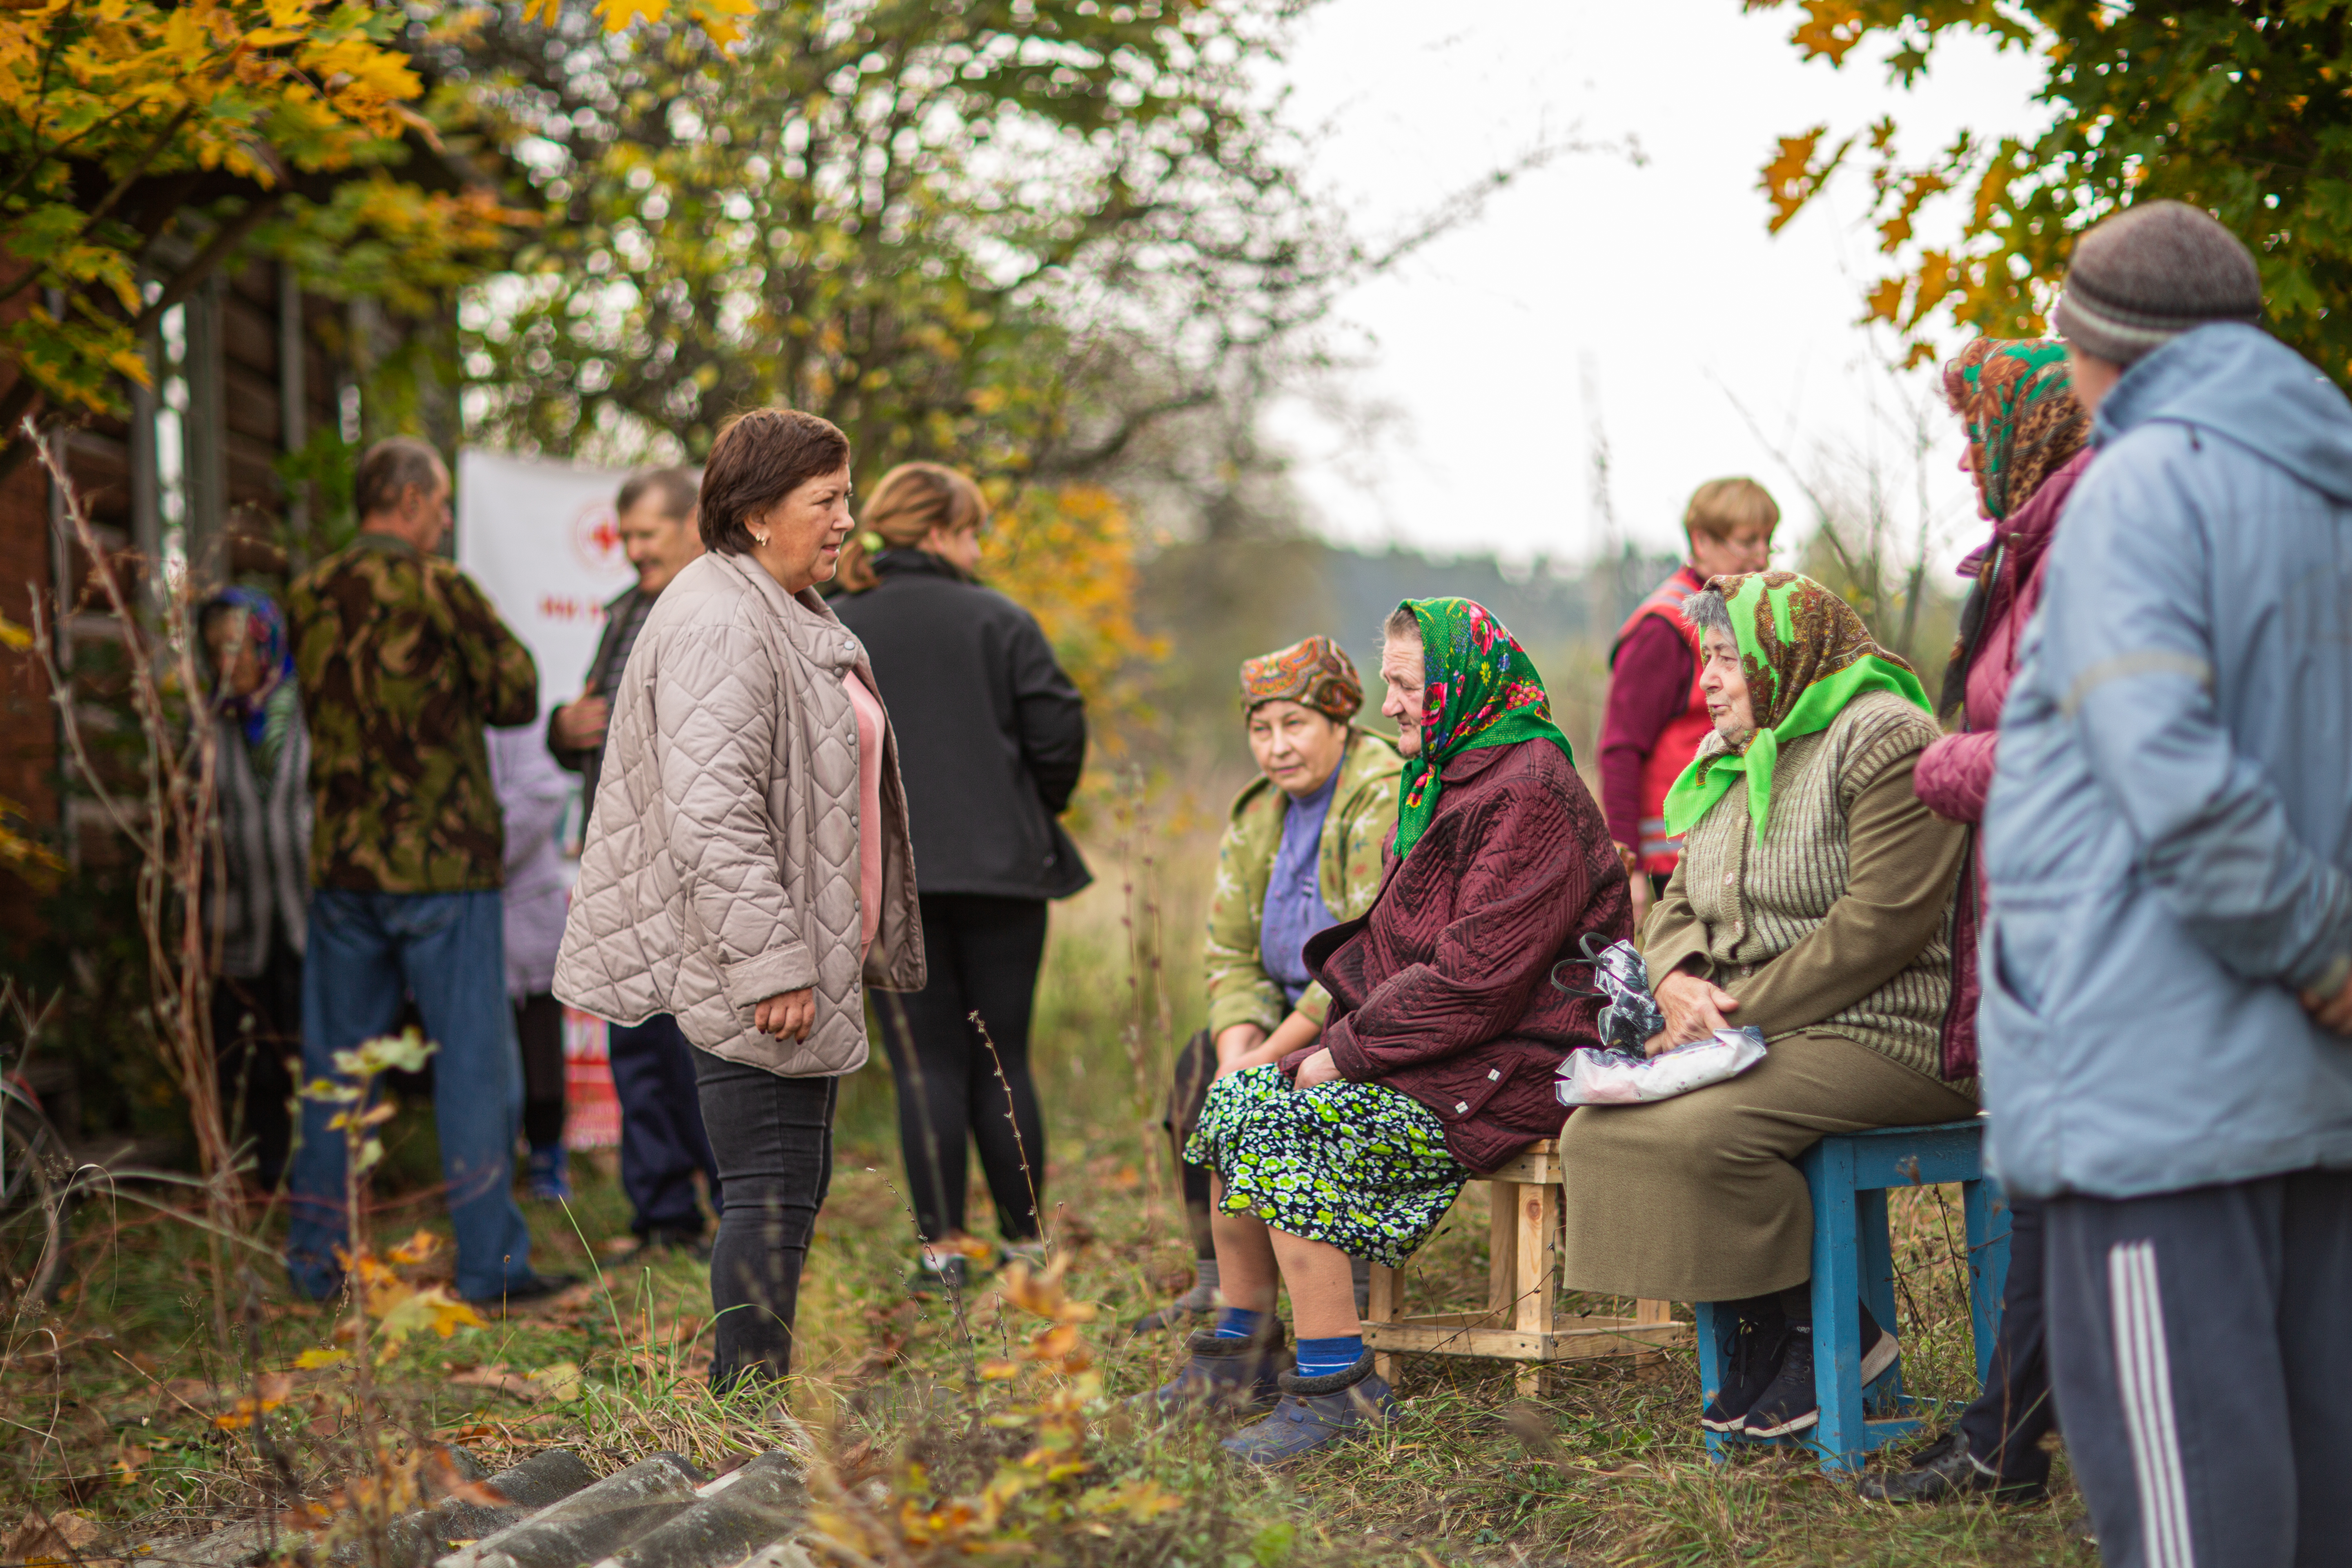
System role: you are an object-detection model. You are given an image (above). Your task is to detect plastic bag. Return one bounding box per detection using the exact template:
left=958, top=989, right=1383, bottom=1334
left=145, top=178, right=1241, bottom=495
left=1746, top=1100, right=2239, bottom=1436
left=1550, top=935, right=1665, bottom=1054
left=1553, top=1027, right=1769, bottom=1107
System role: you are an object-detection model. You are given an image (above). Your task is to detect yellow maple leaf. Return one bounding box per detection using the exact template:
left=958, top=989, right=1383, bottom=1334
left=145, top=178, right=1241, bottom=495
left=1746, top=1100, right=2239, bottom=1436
left=593, top=0, right=666, bottom=32
left=293, top=1348, right=349, bottom=1370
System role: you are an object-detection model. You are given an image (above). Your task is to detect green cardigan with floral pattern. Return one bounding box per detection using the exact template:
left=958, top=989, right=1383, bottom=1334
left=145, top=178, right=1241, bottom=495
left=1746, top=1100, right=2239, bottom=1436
left=1203, top=727, right=1404, bottom=1036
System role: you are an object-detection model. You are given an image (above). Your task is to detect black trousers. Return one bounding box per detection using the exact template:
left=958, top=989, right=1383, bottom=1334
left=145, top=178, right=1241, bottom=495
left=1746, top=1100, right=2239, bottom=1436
left=513, top=992, right=567, bottom=1153
left=2046, top=1171, right=2352, bottom=1568
left=1956, top=1192, right=2056, bottom=1484
left=1165, top=1029, right=1217, bottom=1259
left=211, top=933, right=301, bottom=1189
left=692, top=1047, right=837, bottom=1393
left=611, top=1012, right=722, bottom=1236
left=875, top=893, right=1049, bottom=1243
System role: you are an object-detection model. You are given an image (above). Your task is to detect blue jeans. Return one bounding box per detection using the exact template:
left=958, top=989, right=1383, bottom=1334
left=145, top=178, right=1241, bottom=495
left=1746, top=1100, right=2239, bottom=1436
left=284, top=889, right=535, bottom=1302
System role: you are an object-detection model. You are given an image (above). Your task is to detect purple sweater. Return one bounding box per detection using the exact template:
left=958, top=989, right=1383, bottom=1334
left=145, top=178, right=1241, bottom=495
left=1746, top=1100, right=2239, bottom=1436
left=1286, top=740, right=1632, bottom=1174
left=1913, top=447, right=2091, bottom=1078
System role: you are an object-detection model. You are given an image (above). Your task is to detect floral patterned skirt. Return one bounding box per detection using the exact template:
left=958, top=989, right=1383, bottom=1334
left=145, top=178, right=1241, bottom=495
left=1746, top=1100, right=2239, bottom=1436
left=1182, top=1064, right=1468, bottom=1266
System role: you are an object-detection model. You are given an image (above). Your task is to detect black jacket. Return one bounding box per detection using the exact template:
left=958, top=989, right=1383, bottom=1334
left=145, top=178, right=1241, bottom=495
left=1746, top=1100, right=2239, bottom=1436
left=832, top=550, right=1091, bottom=900
left=547, top=584, right=646, bottom=815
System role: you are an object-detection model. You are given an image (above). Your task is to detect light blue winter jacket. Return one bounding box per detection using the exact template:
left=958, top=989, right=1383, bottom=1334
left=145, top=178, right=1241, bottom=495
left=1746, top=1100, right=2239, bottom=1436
left=1979, top=322, right=2352, bottom=1200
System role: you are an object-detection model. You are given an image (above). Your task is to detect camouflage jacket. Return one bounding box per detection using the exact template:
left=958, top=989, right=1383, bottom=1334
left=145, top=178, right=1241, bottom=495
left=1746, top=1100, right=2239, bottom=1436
left=1203, top=727, right=1403, bottom=1036
left=289, top=532, right=539, bottom=893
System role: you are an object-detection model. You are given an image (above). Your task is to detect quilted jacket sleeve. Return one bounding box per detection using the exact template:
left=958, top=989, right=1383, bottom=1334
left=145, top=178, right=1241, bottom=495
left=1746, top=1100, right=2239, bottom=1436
left=1203, top=795, right=1286, bottom=1037
left=657, top=620, right=814, bottom=1009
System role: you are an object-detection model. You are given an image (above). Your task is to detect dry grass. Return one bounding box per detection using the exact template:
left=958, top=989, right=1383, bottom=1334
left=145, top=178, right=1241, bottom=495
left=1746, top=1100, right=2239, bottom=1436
left=0, top=821, right=2100, bottom=1566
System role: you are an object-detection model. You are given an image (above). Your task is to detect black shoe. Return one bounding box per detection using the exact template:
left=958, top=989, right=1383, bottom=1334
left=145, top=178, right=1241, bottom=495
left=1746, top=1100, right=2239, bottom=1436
left=1859, top=1433, right=2050, bottom=1504
left=466, top=1271, right=581, bottom=1312
left=909, top=1251, right=968, bottom=1297
left=1858, top=1299, right=1900, bottom=1387
left=1740, top=1325, right=1818, bottom=1438
left=1136, top=1325, right=1292, bottom=1419
left=1700, top=1303, right=1790, bottom=1433
left=621, top=1227, right=713, bottom=1263
left=1130, top=1278, right=1220, bottom=1336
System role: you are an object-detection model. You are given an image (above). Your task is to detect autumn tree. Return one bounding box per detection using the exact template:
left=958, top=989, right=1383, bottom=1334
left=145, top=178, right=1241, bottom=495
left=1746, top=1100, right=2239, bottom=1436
left=1750, top=1, right=2352, bottom=381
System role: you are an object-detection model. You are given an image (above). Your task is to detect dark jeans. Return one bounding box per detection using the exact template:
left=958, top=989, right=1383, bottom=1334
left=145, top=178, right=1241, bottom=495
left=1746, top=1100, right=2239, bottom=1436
left=875, top=894, right=1049, bottom=1243
left=1165, top=1029, right=1216, bottom=1259
left=610, top=1013, right=722, bottom=1236
left=2046, top=1170, right=2352, bottom=1568
left=1956, top=1192, right=2056, bottom=1484
left=514, top=992, right=567, bottom=1154
left=693, top=1047, right=836, bottom=1393
left=212, top=933, right=301, bottom=1189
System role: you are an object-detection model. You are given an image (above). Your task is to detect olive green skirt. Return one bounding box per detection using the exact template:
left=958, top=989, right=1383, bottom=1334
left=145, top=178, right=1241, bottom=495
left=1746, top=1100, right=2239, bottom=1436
left=1556, top=1031, right=1977, bottom=1302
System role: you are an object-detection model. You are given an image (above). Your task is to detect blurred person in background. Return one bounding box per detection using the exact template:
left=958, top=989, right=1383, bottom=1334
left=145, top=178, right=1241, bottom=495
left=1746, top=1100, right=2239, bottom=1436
left=283, top=437, right=568, bottom=1307
left=833, top=463, right=1089, bottom=1292
left=490, top=724, right=575, bottom=1204
left=549, top=466, right=722, bottom=1254
left=558, top=409, right=926, bottom=1392
left=1601, top=478, right=1779, bottom=926
left=1861, top=339, right=2090, bottom=1506
left=199, top=588, right=311, bottom=1192
left=1131, top=636, right=1401, bottom=1334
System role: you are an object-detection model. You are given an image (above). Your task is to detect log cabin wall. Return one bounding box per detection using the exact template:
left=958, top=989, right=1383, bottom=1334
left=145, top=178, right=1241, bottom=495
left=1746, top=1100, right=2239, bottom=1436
left=0, top=261, right=353, bottom=930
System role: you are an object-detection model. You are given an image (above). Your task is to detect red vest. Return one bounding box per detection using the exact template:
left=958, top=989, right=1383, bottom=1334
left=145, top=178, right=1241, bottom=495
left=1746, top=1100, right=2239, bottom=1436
left=1611, top=565, right=1713, bottom=875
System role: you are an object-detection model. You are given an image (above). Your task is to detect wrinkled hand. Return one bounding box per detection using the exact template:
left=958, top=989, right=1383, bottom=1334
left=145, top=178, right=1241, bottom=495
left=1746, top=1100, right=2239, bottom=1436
left=1291, top=1048, right=1343, bottom=1089
left=1647, top=970, right=1739, bottom=1056
left=552, top=694, right=610, bottom=751
left=2302, top=967, right=2352, bottom=1037
left=1212, top=1022, right=1270, bottom=1080
left=755, top=989, right=815, bottom=1042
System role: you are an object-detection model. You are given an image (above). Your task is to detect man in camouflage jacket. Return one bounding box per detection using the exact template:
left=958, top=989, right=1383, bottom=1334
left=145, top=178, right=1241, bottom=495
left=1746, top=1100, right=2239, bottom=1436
left=281, top=438, right=567, bottom=1307
left=1138, top=635, right=1403, bottom=1332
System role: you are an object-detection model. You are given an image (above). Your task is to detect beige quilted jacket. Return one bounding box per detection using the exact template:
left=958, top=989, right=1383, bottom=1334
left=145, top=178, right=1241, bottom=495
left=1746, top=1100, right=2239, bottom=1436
left=554, top=551, right=924, bottom=1076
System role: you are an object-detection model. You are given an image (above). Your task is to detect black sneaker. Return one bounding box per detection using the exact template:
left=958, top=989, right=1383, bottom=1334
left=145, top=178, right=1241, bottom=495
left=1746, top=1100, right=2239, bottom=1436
left=1740, top=1325, right=1818, bottom=1437
left=1700, top=1303, right=1790, bottom=1432
left=1858, top=1431, right=2050, bottom=1504
left=1858, top=1300, right=1900, bottom=1388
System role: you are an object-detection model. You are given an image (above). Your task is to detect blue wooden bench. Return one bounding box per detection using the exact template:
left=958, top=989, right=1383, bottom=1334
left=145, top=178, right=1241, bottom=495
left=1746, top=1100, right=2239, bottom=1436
left=1695, top=1118, right=2011, bottom=1475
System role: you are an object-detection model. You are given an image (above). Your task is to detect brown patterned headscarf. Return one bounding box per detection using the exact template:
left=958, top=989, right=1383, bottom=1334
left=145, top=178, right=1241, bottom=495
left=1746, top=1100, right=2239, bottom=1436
left=1941, top=339, right=2088, bottom=523
left=1239, top=635, right=1362, bottom=721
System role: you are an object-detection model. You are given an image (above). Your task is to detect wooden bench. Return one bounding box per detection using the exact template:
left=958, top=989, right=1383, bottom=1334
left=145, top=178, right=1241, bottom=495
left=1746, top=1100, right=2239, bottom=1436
left=1361, top=1138, right=1690, bottom=1394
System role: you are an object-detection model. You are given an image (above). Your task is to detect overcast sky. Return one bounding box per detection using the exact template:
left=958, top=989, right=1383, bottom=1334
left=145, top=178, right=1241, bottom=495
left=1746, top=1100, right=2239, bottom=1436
left=1263, top=0, right=2052, bottom=575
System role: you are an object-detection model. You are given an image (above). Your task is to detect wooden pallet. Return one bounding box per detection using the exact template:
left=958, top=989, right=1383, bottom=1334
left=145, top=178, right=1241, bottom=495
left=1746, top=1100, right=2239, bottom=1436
left=1362, top=1140, right=1690, bottom=1395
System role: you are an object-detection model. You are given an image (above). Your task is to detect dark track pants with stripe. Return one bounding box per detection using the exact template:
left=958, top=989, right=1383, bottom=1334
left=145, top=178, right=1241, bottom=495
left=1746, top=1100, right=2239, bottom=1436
left=2046, top=1171, right=2352, bottom=1568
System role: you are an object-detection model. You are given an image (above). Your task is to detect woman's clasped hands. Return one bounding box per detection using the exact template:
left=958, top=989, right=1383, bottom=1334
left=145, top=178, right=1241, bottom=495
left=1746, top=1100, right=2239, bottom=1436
left=1644, top=970, right=1742, bottom=1057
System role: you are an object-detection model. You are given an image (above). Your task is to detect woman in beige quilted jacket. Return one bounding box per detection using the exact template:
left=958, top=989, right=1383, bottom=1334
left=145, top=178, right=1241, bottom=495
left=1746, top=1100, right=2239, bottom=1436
left=556, top=408, right=926, bottom=1392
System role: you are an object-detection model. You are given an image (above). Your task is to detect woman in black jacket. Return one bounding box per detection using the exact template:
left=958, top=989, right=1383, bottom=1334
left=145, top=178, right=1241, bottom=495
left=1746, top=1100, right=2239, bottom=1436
left=833, top=463, right=1090, bottom=1288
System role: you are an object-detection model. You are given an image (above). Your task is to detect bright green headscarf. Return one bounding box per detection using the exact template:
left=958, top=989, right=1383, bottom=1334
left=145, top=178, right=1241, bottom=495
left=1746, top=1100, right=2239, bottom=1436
left=1392, top=597, right=1574, bottom=860
left=1660, top=572, right=1928, bottom=838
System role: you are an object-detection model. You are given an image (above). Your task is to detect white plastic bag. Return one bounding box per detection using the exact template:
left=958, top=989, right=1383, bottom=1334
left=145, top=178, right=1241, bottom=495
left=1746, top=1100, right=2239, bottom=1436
left=1553, top=1027, right=1768, bottom=1107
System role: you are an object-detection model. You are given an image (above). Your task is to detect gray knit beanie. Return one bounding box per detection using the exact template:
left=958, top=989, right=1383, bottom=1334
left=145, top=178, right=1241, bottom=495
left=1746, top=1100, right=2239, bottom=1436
left=2054, top=200, right=2263, bottom=365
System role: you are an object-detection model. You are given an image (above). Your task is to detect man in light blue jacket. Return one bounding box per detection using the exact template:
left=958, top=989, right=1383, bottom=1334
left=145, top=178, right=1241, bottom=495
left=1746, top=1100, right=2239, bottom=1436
left=1983, top=202, right=2352, bottom=1568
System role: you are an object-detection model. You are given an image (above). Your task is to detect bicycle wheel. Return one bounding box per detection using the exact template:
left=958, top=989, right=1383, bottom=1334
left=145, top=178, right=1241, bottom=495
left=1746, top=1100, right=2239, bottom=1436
left=0, top=1093, right=72, bottom=1320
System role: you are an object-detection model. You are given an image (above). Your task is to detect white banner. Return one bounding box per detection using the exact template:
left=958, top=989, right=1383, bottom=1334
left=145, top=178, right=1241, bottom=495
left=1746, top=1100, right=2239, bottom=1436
left=454, top=449, right=639, bottom=717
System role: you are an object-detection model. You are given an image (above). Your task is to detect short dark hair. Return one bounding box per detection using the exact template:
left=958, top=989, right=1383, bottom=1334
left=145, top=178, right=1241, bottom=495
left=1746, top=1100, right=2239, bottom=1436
left=354, top=437, right=446, bottom=520
left=699, top=410, right=851, bottom=555
left=617, top=466, right=700, bottom=521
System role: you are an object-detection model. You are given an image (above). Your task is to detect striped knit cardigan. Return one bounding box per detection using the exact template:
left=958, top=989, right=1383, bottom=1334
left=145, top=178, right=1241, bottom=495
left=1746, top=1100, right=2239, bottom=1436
left=209, top=702, right=314, bottom=979
left=1674, top=690, right=1953, bottom=1081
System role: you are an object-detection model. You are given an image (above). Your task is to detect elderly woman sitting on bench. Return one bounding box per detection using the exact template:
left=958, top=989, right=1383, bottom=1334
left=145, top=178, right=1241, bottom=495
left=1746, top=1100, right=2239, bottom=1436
left=1152, top=597, right=1630, bottom=1466
left=1558, top=571, right=1974, bottom=1443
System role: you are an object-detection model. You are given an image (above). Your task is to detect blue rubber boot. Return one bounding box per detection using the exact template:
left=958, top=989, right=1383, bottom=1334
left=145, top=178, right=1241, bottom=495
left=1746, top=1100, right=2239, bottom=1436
left=1137, top=1326, right=1291, bottom=1419
left=1220, top=1350, right=1396, bottom=1466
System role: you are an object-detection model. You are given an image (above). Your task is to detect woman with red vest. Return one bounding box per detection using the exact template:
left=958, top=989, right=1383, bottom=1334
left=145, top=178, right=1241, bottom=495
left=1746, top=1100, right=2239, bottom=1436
left=1599, top=477, right=1780, bottom=922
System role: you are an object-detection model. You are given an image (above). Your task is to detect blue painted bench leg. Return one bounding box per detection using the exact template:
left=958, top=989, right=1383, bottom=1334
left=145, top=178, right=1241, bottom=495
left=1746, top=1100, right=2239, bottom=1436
left=1806, top=1136, right=1869, bottom=1475
left=1695, top=1299, right=1728, bottom=1463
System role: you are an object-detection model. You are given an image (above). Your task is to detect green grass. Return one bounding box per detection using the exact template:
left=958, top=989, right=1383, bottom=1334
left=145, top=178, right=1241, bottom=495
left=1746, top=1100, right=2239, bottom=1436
left=0, top=831, right=2100, bottom=1566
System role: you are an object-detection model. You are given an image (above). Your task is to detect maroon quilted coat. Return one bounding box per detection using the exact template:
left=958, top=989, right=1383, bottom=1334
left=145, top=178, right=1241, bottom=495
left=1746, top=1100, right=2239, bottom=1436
left=1283, top=738, right=1632, bottom=1174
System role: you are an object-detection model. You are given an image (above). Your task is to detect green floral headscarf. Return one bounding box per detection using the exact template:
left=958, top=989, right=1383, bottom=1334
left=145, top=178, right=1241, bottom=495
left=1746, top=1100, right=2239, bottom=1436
left=1660, top=572, right=1928, bottom=838
left=1392, top=598, right=1574, bottom=860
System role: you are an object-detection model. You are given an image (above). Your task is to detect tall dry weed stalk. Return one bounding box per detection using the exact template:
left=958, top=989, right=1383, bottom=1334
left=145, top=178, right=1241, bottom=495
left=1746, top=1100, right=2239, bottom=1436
left=23, top=419, right=238, bottom=1337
